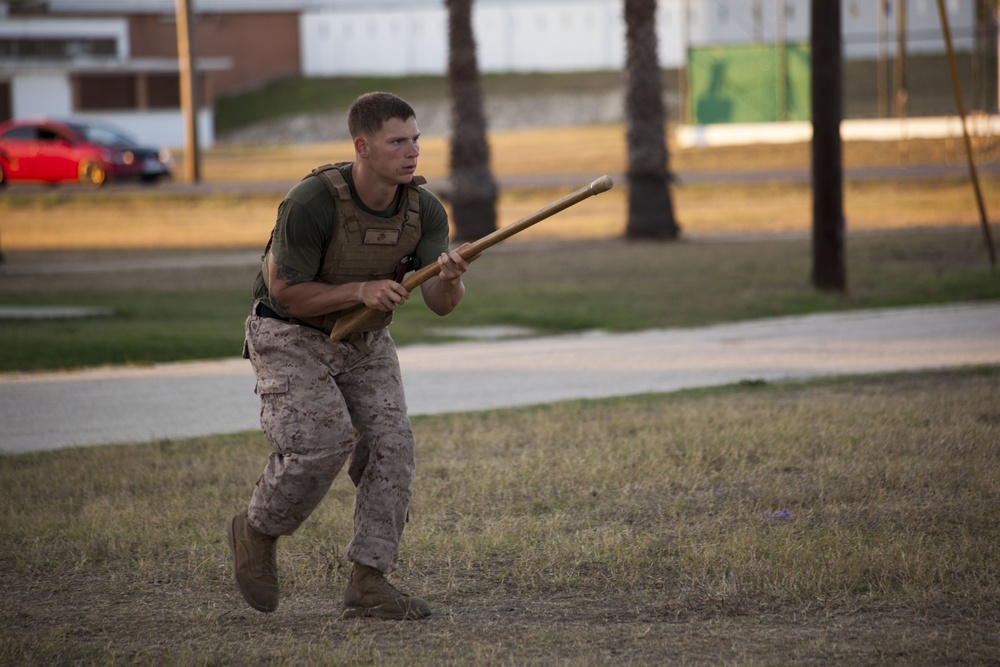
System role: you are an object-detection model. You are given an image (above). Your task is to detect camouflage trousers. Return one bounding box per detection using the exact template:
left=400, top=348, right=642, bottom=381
left=243, top=303, right=415, bottom=574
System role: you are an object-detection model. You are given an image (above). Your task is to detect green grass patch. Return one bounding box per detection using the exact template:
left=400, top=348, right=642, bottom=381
left=1, top=228, right=997, bottom=372
left=0, top=289, right=249, bottom=372
left=392, top=227, right=1000, bottom=340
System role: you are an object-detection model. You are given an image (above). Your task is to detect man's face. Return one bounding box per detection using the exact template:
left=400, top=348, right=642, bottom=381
left=361, top=116, right=420, bottom=185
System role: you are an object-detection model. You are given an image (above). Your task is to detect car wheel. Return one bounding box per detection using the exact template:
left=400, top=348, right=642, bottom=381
left=78, top=160, right=107, bottom=187
left=0, top=163, right=6, bottom=188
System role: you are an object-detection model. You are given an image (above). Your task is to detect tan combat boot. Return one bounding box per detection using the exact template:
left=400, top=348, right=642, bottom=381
left=227, top=511, right=279, bottom=613
left=343, top=563, right=431, bottom=620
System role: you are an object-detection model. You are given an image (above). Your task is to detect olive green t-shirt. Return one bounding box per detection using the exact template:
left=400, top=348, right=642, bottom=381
left=253, top=163, right=450, bottom=300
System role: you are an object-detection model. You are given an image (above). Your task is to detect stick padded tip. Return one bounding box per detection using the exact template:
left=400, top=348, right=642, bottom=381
left=589, top=175, right=614, bottom=195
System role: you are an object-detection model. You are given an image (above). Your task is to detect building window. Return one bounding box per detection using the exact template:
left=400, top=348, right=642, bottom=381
left=0, top=38, right=116, bottom=59
left=0, top=81, right=10, bottom=123
left=73, top=73, right=202, bottom=111
left=77, top=74, right=135, bottom=110
left=147, top=74, right=180, bottom=108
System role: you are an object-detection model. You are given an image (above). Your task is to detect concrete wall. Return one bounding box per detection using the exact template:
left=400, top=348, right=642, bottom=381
left=301, top=4, right=446, bottom=77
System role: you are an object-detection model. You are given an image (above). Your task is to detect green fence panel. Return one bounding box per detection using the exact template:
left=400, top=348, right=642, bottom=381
left=689, top=44, right=812, bottom=124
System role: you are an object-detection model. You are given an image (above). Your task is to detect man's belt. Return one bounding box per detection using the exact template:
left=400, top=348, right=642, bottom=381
left=255, top=301, right=328, bottom=334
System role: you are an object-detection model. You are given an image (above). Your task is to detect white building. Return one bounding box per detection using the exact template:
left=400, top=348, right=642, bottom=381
left=300, top=0, right=975, bottom=77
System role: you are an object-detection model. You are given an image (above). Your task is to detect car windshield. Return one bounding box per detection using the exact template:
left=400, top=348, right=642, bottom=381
left=68, top=123, right=139, bottom=147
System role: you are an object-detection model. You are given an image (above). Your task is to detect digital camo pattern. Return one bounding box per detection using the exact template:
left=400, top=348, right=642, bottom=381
left=243, top=303, right=415, bottom=574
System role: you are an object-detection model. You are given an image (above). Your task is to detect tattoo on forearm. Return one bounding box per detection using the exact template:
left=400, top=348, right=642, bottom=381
left=270, top=263, right=313, bottom=318
left=275, top=263, right=312, bottom=286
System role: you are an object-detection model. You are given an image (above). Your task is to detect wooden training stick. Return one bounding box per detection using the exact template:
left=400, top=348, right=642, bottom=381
left=329, top=175, right=614, bottom=342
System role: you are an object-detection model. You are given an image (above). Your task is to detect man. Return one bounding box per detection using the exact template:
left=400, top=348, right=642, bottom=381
left=228, top=92, right=472, bottom=620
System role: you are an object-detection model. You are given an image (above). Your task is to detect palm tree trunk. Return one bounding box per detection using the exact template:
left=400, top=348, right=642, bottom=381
left=624, top=0, right=680, bottom=240
left=446, top=0, right=497, bottom=242
left=811, top=0, right=846, bottom=291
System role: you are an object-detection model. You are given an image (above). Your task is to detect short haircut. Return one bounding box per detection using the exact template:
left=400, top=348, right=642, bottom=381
left=347, top=92, right=416, bottom=139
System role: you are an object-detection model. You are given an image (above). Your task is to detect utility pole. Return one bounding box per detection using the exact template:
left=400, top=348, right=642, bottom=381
left=175, top=0, right=200, bottom=183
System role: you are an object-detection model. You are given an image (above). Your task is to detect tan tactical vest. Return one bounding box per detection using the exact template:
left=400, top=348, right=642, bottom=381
left=263, top=162, right=425, bottom=334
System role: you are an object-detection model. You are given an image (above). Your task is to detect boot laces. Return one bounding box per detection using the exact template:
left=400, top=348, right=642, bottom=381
left=253, top=533, right=277, bottom=580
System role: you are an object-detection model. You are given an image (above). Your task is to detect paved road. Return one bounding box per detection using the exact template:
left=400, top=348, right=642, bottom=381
left=1, top=302, right=997, bottom=454
left=8, top=161, right=997, bottom=199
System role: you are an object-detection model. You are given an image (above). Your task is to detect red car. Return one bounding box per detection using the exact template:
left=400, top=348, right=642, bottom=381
left=0, top=118, right=173, bottom=187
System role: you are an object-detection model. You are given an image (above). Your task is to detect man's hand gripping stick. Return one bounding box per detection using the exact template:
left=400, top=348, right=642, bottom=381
left=329, top=175, right=615, bottom=342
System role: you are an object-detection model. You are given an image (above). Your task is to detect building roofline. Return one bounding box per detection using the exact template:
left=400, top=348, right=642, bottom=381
left=0, top=55, right=231, bottom=74
left=46, top=1, right=316, bottom=13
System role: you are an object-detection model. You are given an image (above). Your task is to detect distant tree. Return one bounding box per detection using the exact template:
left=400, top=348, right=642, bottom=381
left=623, top=0, right=680, bottom=240
left=445, top=0, right=497, bottom=242
left=810, top=0, right=846, bottom=291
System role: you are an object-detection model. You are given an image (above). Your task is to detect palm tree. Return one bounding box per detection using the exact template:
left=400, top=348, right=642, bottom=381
left=445, top=0, right=497, bottom=242
left=810, top=0, right=846, bottom=291
left=623, top=0, right=680, bottom=240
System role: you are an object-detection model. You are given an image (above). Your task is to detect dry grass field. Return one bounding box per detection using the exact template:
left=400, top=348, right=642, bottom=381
left=2, top=369, right=998, bottom=665
left=1, top=128, right=997, bottom=250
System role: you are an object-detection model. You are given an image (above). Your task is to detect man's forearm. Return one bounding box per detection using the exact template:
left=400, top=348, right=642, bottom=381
left=270, top=280, right=363, bottom=319
left=421, top=275, right=465, bottom=316
left=268, top=256, right=412, bottom=318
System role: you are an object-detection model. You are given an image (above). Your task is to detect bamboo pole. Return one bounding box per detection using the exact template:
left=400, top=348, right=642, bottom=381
left=935, top=0, right=996, bottom=268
